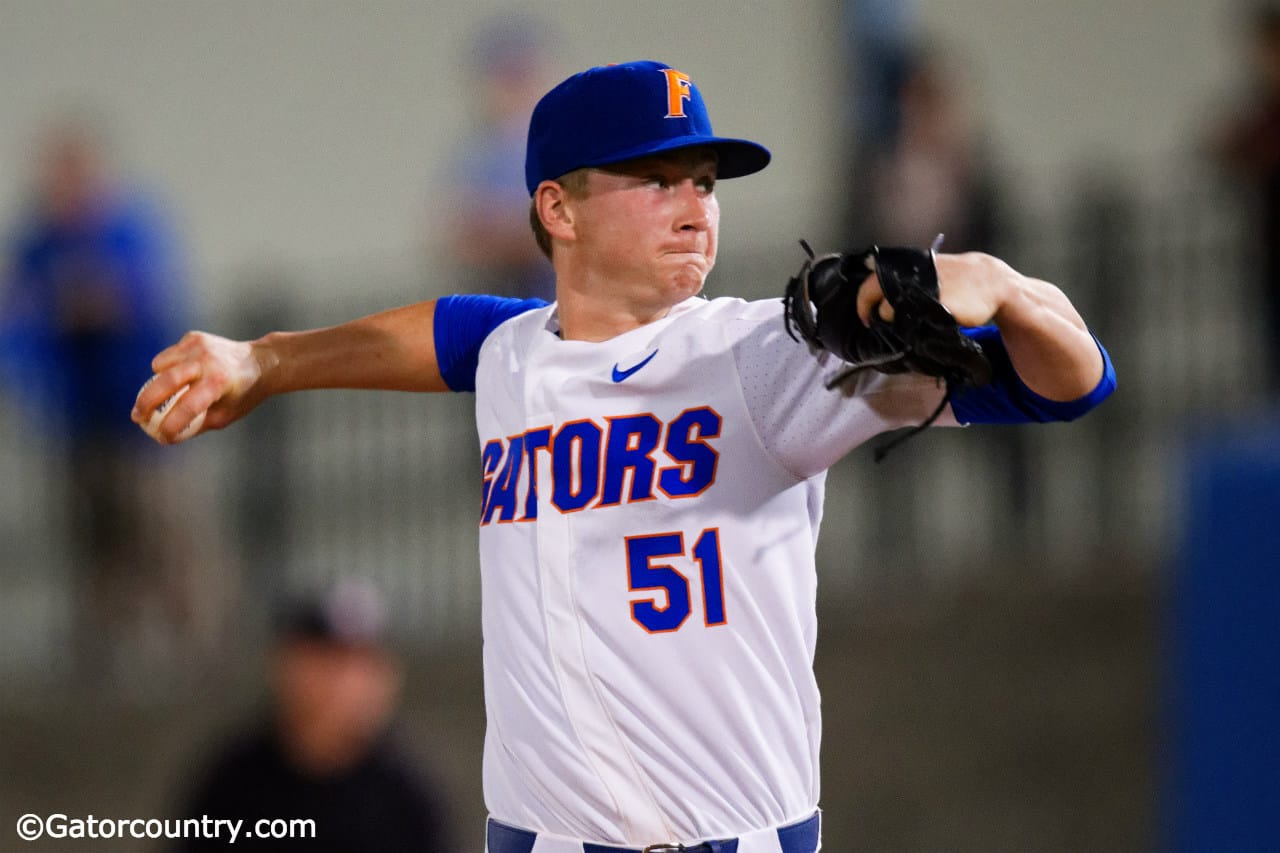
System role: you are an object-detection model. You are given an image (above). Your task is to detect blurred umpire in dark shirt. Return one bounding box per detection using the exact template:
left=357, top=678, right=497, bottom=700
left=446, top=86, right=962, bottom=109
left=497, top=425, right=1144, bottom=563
left=173, top=581, right=453, bottom=851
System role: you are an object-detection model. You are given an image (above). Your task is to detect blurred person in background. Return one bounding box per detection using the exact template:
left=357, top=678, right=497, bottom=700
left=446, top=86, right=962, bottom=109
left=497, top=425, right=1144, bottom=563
left=437, top=15, right=557, bottom=301
left=1211, top=3, right=1280, bottom=391
left=863, top=46, right=1002, bottom=254
left=844, top=0, right=916, bottom=146
left=0, top=114, right=228, bottom=689
left=172, top=580, right=454, bottom=851
left=840, top=0, right=918, bottom=247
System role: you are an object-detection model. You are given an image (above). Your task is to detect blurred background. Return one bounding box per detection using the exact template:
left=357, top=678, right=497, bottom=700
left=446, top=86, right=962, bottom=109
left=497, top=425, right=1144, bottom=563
left=1, top=1, right=1278, bottom=851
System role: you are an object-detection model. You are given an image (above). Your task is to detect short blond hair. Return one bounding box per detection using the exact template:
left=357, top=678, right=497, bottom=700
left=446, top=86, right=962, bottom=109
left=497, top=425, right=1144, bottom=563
left=529, top=169, right=590, bottom=260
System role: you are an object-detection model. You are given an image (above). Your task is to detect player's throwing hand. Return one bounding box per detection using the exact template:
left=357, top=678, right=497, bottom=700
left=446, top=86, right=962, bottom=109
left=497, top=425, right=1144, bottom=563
left=132, top=331, right=267, bottom=444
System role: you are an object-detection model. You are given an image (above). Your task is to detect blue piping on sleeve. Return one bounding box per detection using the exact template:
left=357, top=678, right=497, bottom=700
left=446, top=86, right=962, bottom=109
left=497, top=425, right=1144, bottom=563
left=433, top=294, right=549, bottom=392
left=948, top=324, right=1116, bottom=425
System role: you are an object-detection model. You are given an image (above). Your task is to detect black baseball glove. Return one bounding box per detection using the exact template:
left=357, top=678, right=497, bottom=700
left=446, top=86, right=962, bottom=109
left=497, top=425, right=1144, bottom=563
left=783, top=238, right=993, bottom=460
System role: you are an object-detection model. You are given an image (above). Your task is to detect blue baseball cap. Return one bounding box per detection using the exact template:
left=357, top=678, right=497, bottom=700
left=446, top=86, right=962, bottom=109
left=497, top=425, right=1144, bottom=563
left=524, top=60, right=771, bottom=195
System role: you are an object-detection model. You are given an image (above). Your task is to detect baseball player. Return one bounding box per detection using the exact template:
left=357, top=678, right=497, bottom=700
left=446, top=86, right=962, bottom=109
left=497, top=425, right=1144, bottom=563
left=134, top=61, right=1115, bottom=852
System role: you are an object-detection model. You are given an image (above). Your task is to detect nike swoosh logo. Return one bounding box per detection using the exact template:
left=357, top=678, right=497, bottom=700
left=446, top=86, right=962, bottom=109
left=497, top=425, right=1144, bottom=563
left=611, top=350, right=659, bottom=383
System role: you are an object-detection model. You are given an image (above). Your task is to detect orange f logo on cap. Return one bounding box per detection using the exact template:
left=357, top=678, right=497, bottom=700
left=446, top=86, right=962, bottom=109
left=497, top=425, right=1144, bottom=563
left=662, top=68, right=693, bottom=118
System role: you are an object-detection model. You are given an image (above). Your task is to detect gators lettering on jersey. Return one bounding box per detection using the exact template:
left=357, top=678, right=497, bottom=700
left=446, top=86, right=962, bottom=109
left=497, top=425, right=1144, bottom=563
left=479, top=408, right=720, bottom=524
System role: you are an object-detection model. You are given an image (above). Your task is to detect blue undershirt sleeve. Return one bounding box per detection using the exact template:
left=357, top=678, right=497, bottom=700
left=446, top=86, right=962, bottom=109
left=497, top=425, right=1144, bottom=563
left=947, top=325, right=1116, bottom=425
left=433, top=294, right=549, bottom=392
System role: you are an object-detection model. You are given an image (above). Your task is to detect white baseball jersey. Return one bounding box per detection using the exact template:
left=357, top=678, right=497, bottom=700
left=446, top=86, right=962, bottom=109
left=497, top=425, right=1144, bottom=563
left=467, top=294, right=955, bottom=846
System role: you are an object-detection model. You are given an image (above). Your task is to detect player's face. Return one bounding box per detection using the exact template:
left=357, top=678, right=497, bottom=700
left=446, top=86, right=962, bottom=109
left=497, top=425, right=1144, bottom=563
left=572, top=149, right=719, bottom=305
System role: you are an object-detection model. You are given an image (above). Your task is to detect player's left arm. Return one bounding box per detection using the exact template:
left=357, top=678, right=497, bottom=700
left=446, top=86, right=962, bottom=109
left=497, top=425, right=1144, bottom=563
left=951, top=253, right=1104, bottom=402
left=860, top=251, right=1104, bottom=401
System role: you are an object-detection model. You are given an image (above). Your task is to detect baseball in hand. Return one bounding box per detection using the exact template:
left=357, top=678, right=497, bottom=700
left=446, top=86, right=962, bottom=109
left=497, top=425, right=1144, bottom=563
left=142, top=379, right=205, bottom=441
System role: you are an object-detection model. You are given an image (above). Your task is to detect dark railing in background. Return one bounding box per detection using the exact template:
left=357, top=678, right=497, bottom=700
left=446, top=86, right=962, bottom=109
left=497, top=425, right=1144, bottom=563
left=0, top=167, right=1269, bottom=700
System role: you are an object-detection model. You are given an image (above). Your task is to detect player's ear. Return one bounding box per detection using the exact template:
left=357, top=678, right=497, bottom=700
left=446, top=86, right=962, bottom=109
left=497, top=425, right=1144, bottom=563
left=535, top=180, right=577, bottom=245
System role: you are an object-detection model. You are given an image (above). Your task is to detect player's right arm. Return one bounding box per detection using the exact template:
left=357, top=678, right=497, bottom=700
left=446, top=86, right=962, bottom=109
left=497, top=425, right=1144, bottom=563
left=133, top=293, right=550, bottom=444
left=133, top=300, right=448, bottom=444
